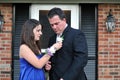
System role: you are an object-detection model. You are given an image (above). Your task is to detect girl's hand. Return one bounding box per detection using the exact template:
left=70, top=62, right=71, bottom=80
left=52, top=42, right=62, bottom=51
left=45, top=61, right=51, bottom=71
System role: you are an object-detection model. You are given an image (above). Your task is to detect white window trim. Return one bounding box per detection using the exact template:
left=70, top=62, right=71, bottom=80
left=30, top=4, right=79, bottom=29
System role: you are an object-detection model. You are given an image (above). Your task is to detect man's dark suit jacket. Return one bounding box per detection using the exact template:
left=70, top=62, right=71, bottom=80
left=48, top=26, right=88, bottom=80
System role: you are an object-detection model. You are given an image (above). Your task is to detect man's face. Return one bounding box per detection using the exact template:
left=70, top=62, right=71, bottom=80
left=48, top=15, right=66, bottom=35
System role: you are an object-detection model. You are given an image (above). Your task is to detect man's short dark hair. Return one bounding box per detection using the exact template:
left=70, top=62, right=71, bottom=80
left=47, top=7, right=66, bottom=20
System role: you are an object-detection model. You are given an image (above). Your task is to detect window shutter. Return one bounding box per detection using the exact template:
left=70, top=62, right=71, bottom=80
left=13, top=4, right=29, bottom=80
left=81, top=4, right=97, bottom=80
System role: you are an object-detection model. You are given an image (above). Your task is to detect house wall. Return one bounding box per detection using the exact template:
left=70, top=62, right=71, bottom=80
left=0, top=3, right=120, bottom=80
left=98, top=4, right=120, bottom=80
left=0, top=4, right=12, bottom=80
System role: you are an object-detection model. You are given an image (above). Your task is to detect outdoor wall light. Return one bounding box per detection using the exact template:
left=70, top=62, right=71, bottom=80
left=106, top=9, right=116, bottom=32
left=0, top=11, right=4, bottom=32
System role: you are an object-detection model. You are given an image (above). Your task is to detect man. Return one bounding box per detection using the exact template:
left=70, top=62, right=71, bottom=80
left=46, top=7, right=88, bottom=80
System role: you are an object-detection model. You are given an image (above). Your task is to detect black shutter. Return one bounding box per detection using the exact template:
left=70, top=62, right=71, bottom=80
left=81, top=4, right=97, bottom=80
left=13, top=4, right=29, bottom=80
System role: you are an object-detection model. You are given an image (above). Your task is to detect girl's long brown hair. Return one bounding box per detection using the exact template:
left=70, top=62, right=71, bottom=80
left=20, top=19, right=41, bottom=55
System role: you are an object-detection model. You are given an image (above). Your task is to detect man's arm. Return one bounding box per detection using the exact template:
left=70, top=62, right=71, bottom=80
left=61, top=31, right=88, bottom=80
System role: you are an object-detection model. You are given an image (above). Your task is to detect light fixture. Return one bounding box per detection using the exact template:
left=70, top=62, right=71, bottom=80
left=106, top=9, right=116, bottom=32
left=0, top=10, right=4, bottom=32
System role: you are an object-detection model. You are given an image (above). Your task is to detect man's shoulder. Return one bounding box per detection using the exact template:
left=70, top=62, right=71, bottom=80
left=69, top=27, right=85, bottom=37
left=70, top=27, right=82, bottom=33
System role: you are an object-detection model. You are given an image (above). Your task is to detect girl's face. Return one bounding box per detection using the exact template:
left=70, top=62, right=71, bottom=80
left=33, top=24, right=42, bottom=41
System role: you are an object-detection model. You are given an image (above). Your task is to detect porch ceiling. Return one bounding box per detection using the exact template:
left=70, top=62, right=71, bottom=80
left=0, top=0, right=120, bottom=3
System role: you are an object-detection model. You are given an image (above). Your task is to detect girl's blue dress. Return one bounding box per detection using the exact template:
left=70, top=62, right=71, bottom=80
left=19, top=54, right=46, bottom=80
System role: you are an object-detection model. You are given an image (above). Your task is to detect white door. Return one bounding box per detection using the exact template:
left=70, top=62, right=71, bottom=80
left=30, top=5, right=80, bottom=79
left=30, top=4, right=79, bottom=29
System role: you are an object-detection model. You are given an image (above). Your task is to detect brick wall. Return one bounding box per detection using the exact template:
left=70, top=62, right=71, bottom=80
left=98, top=4, right=120, bottom=80
left=0, top=4, right=12, bottom=80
